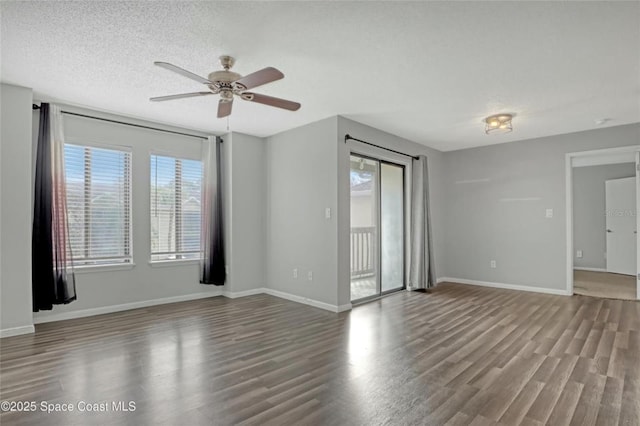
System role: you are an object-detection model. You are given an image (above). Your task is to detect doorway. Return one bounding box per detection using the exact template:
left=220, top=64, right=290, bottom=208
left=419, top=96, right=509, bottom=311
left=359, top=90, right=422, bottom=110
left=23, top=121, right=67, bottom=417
left=350, top=154, right=405, bottom=302
left=566, top=146, right=640, bottom=300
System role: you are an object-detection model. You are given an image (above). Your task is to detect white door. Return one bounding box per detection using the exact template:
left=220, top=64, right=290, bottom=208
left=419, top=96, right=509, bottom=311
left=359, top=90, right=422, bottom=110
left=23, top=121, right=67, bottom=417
left=606, top=177, right=636, bottom=275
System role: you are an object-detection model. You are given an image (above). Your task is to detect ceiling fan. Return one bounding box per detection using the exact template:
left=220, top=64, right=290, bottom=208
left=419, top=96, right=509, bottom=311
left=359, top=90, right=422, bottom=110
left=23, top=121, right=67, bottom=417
left=150, top=56, right=301, bottom=118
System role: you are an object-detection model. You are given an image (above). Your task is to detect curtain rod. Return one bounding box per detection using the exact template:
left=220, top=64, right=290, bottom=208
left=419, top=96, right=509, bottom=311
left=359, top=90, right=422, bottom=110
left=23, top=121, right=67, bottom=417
left=344, top=134, right=419, bottom=160
left=32, top=103, right=216, bottom=141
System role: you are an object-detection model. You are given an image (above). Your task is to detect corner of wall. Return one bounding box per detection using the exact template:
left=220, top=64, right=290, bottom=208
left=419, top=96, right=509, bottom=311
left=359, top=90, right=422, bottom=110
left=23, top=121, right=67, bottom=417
left=226, top=132, right=267, bottom=293
left=0, top=83, right=35, bottom=335
left=263, top=117, right=340, bottom=306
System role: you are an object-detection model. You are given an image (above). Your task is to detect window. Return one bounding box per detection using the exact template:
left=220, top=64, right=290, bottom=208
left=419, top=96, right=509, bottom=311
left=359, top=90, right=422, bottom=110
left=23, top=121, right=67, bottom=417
left=150, top=155, right=203, bottom=261
left=64, top=144, right=132, bottom=266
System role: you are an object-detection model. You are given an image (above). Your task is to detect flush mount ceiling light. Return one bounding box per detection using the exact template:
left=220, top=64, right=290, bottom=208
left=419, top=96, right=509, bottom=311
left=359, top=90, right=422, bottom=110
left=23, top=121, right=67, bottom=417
left=484, top=114, right=513, bottom=134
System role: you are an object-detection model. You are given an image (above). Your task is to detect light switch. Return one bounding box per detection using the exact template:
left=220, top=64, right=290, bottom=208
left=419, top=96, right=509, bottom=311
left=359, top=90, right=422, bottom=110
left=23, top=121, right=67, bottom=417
left=545, top=208, right=553, bottom=219
left=325, top=207, right=331, bottom=219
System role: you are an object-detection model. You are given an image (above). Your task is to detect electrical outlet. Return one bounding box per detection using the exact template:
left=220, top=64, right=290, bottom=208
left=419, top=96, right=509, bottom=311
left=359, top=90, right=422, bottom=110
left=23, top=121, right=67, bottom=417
left=307, top=271, right=313, bottom=281
left=293, top=268, right=298, bottom=279
left=490, top=260, right=497, bottom=269
left=576, top=250, right=583, bottom=258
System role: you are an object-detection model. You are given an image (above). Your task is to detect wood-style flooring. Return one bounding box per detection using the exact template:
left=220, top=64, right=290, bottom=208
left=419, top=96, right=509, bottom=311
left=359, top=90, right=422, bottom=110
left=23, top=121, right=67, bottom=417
left=1, top=283, right=639, bottom=426
left=574, top=270, right=637, bottom=301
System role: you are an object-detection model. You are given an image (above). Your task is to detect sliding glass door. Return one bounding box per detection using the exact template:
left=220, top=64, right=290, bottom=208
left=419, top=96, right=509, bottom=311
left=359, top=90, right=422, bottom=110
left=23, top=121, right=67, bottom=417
left=380, top=163, right=404, bottom=293
left=350, top=154, right=405, bottom=302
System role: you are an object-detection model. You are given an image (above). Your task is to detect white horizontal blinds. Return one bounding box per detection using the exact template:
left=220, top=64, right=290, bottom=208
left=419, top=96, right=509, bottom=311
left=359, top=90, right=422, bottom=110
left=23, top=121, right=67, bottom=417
left=180, top=158, right=203, bottom=254
left=150, top=155, right=203, bottom=261
left=64, top=144, right=132, bottom=265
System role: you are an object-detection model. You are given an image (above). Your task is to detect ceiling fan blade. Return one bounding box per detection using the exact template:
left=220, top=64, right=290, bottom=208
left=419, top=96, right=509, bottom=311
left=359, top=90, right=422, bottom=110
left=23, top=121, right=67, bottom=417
left=241, top=92, right=301, bottom=111
left=154, top=62, right=211, bottom=85
left=150, top=92, right=213, bottom=102
left=233, top=67, right=284, bottom=90
left=217, top=99, right=233, bottom=118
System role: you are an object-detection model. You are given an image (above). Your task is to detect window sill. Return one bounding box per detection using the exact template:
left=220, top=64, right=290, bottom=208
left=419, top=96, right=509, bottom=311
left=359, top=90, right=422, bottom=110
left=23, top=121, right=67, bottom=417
left=149, top=259, right=201, bottom=268
left=73, top=263, right=136, bottom=274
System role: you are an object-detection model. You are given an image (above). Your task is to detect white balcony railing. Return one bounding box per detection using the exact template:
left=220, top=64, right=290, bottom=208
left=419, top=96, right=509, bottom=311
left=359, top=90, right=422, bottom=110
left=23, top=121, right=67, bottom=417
left=350, top=226, right=375, bottom=278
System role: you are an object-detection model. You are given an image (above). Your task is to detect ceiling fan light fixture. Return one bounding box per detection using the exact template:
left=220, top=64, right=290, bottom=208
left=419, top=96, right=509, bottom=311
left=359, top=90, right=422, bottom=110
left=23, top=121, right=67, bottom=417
left=484, top=114, right=513, bottom=135
left=220, top=90, right=234, bottom=102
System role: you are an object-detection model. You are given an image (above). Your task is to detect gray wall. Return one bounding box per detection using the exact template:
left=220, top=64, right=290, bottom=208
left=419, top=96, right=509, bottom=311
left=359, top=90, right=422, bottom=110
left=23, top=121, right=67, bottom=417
left=226, top=132, right=267, bottom=293
left=573, top=163, right=636, bottom=270
left=0, top=84, right=34, bottom=334
left=3, top=80, right=639, bottom=332
left=443, top=123, right=640, bottom=291
left=265, top=116, right=339, bottom=306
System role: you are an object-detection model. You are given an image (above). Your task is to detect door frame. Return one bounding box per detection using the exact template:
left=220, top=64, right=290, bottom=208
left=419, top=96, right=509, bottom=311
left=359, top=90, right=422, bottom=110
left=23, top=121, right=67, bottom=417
left=349, top=150, right=410, bottom=303
left=565, top=145, right=640, bottom=299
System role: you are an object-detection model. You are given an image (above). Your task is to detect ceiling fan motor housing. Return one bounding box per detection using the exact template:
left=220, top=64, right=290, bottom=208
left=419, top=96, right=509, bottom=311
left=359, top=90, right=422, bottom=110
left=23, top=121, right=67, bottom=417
left=208, top=70, right=241, bottom=83
left=208, top=69, right=243, bottom=95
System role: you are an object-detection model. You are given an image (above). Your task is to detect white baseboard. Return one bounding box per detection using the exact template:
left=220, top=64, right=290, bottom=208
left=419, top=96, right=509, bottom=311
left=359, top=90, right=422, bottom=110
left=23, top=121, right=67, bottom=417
left=574, top=267, right=607, bottom=273
left=30, top=286, right=351, bottom=326
left=437, top=277, right=571, bottom=296
left=0, top=325, right=35, bottom=338
left=33, top=290, right=222, bottom=324
left=222, top=288, right=265, bottom=299
left=8, top=275, right=576, bottom=332
left=262, top=288, right=348, bottom=313
left=226, top=288, right=352, bottom=313
left=336, top=303, right=353, bottom=313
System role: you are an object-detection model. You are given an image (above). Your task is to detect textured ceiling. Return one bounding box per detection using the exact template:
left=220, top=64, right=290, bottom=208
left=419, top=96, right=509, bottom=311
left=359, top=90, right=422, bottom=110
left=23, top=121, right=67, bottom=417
left=1, top=1, right=639, bottom=151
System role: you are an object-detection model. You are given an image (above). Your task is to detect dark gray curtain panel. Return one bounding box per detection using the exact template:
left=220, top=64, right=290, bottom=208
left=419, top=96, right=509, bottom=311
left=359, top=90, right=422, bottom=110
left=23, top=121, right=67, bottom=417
left=200, top=136, right=226, bottom=285
left=409, top=155, right=436, bottom=289
left=32, top=103, right=76, bottom=311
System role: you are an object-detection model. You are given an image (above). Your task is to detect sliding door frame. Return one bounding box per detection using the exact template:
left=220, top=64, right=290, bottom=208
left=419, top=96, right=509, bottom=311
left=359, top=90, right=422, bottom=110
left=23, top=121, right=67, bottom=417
left=350, top=151, right=408, bottom=303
